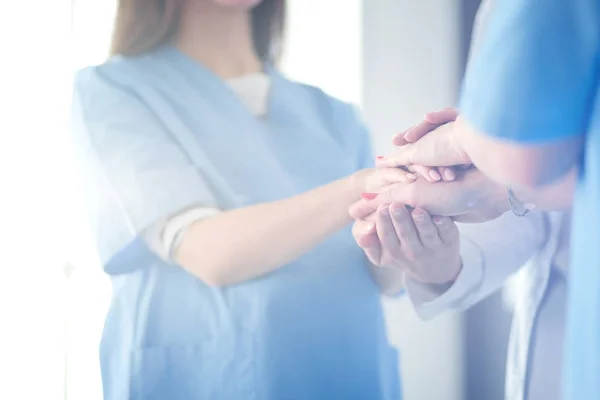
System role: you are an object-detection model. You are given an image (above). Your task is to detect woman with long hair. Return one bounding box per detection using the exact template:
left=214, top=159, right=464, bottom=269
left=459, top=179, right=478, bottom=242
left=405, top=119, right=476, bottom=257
left=71, top=0, right=409, bottom=398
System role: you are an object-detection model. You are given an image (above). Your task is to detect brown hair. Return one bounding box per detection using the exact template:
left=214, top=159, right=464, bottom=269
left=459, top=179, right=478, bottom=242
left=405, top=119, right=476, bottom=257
left=109, top=0, right=286, bottom=63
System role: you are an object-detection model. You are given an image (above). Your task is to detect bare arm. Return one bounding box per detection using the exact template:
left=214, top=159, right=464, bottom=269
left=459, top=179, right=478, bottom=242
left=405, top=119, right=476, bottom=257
left=176, top=168, right=414, bottom=287
left=510, top=166, right=577, bottom=211
left=380, top=120, right=577, bottom=212
left=454, top=116, right=584, bottom=188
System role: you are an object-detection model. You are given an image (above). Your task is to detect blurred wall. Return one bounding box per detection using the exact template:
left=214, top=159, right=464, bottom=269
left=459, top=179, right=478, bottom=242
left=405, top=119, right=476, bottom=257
left=458, top=2, right=513, bottom=399
left=361, top=1, right=465, bottom=400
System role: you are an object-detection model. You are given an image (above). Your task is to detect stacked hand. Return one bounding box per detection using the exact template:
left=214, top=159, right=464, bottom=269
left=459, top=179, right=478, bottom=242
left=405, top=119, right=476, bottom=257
left=351, top=108, right=509, bottom=285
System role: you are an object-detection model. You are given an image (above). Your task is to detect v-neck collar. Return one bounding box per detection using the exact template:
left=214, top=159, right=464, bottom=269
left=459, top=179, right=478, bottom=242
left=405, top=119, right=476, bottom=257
left=156, top=45, right=280, bottom=124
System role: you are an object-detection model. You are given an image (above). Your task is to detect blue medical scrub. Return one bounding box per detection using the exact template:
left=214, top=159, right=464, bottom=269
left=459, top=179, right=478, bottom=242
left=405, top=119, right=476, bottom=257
left=458, top=1, right=600, bottom=399
left=70, top=47, right=401, bottom=400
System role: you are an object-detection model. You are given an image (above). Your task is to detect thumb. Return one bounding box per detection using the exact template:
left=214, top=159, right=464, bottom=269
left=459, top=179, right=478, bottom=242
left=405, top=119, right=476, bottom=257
left=424, top=108, right=459, bottom=124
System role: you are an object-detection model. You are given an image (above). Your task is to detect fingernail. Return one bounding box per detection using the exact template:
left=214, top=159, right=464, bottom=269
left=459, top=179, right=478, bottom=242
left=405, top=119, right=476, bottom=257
left=376, top=155, right=384, bottom=160
left=413, top=210, right=424, bottom=222
left=391, top=207, right=404, bottom=216
left=406, top=173, right=417, bottom=180
left=433, top=217, right=444, bottom=225
left=361, top=192, right=378, bottom=200
left=444, top=169, right=456, bottom=181
left=365, top=222, right=376, bottom=233
left=429, top=170, right=441, bottom=181
left=379, top=205, right=390, bottom=215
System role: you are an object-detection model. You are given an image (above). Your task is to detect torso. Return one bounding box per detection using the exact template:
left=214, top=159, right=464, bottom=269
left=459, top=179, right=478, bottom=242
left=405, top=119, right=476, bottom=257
left=94, top=48, right=401, bottom=400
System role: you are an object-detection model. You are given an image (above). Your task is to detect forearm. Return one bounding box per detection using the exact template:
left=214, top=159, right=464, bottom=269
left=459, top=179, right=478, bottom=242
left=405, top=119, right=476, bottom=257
left=368, top=263, right=405, bottom=296
left=511, top=167, right=576, bottom=211
left=455, top=116, right=582, bottom=187
left=176, top=174, right=361, bottom=286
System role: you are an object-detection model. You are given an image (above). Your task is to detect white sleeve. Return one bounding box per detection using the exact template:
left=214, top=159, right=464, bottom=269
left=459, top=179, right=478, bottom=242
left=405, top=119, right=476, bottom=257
left=405, top=210, right=548, bottom=320
left=143, top=207, right=220, bottom=262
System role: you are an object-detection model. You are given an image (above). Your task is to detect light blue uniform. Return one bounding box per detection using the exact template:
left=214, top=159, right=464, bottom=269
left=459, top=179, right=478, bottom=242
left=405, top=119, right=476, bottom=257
left=459, top=1, right=600, bottom=399
left=70, top=47, right=401, bottom=400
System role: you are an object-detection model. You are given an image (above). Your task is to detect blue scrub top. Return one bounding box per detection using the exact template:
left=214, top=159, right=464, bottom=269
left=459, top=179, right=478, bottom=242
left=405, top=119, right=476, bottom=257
left=459, top=1, right=600, bottom=399
left=70, top=47, right=401, bottom=400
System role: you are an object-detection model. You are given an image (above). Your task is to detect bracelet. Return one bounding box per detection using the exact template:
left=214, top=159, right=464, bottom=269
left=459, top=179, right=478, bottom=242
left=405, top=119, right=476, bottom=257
left=506, top=188, right=535, bottom=217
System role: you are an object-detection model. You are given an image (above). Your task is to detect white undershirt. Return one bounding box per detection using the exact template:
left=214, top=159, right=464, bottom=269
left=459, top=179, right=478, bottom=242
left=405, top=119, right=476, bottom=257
left=143, top=73, right=272, bottom=261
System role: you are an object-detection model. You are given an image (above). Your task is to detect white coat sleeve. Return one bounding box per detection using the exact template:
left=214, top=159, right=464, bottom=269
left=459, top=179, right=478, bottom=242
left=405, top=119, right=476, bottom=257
left=405, top=211, right=548, bottom=320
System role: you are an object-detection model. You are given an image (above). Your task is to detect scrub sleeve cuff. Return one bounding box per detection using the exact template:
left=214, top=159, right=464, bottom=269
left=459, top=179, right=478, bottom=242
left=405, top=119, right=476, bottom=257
left=405, top=237, right=485, bottom=320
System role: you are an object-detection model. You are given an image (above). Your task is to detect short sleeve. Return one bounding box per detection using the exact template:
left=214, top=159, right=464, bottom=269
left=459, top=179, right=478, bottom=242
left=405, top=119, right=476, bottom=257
left=460, top=0, right=600, bottom=143
left=71, top=67, right=219, bottom=275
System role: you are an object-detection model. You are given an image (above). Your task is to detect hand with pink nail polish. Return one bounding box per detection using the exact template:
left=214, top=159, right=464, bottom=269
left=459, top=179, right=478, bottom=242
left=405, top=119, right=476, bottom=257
left=350, top=167, right=418, bottom=201
left=349, top=168, right=510, bottom=224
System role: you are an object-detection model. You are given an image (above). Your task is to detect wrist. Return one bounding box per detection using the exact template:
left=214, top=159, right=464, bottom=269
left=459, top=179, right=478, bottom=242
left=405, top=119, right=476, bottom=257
left=448, top=258, right=463, bottom=283
left=462, top=168, right=510, bottom=220
left=347, top=168, right=371, bottom=196
left=488, top=182, right=511, bottom=216
left=436, top=257, right=463, bottom=286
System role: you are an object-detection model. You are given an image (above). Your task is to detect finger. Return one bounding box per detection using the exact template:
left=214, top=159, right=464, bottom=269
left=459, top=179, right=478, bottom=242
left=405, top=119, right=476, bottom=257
left=406, top=165, right=442, bottom=182
left=350, top=179, right=413, bottom=219
left=349, top=196, right=387, bottom=220
left=378, top=125, right=463, bottom=168
left=403, top=120, right=441, bottom=143
left=375, top=145, right=417, bottom=168
left=424, top=108, right=458, bottom=124
left=391, top=125, right=415, bottom=146
left=389, top=203, right=423, bottom=253
left=411, top=208, right=442, bottom=247
left=375, top=204, right=403, bottom=261
left=438, top=167, right=456, bottom=182
left=352, top=220, right=382, bottom=264
left=351, top=219, right=375, bottom=242
left=432, top=216, right=459, bottom=245
left=377, top=168, right=418, bottom=186
left=363, top=168, right=417, bottom=195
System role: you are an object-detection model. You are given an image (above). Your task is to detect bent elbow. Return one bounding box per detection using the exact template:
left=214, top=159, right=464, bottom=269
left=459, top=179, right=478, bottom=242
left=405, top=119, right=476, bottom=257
left=177, top=254, right=234, bottom=288
left=195, top=268, right=229, bottom=288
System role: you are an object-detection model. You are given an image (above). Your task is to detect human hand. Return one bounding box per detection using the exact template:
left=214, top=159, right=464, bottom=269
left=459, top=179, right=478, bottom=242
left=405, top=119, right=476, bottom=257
left=393, top=108, right=462, bottom=182
left=377, top=120, right=471, bottom=169
left=351, top=167, right=417, bottom=198
left=393, top=108, right=459, bottom=146
left=349, top=168, right=509, bottom=223
left=352, top=205, right=462, bottom=284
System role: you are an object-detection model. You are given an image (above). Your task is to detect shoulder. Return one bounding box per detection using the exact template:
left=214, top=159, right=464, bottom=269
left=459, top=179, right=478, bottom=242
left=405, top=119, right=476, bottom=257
left=74, top=55, right=148, bottom=100
left=73, top=53, right=170, bottom=123
left=71, top=55, right=170, bottom=146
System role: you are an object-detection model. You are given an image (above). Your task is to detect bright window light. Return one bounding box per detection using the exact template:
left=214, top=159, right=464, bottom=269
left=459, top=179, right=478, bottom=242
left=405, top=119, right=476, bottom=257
left=0, top=1, right=363, bottom=399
